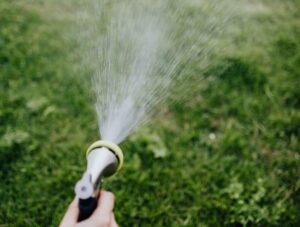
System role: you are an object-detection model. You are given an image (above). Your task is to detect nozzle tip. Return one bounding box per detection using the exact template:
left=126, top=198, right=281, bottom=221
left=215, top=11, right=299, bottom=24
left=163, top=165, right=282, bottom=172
left=86, top=140, right=124, bottom=171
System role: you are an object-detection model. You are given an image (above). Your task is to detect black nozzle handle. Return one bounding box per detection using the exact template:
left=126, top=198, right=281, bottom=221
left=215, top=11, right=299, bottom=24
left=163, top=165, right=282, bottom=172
left=78, top=197, right=98, bottom=222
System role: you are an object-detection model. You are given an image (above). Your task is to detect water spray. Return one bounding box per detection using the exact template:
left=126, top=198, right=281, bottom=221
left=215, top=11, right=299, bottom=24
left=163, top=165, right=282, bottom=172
left=75, top=140, right=124, bottom=221
left=72, top=0, right=232, bottom=222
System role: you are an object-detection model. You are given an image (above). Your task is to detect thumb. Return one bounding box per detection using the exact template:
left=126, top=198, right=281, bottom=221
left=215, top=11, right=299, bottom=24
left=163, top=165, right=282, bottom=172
left=59, top=197, right=79, bottom=227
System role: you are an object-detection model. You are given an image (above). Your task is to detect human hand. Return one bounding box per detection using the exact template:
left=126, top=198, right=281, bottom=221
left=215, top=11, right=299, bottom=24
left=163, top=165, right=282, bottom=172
left=60, top=191, right=118, bottom=227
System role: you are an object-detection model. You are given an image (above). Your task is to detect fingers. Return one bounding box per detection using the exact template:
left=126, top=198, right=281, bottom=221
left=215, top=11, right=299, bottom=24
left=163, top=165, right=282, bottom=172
left=59, top=197, right=79, bottom=227
left=94, top=191, right=115, bottom=217
left=89, top=190, right=115, bottom=226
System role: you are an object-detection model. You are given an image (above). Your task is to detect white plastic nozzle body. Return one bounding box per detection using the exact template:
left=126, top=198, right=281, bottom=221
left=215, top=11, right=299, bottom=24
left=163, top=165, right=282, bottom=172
left=75, top=147, right=118, bottom=199
left=74, top=141, right=123, bottom=221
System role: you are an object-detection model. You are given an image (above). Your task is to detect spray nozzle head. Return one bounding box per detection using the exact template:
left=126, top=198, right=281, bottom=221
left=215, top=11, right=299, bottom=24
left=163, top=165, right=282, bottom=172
left=75, top=140, right=123, bottom=199
left=86, top=140, right=124, bottom=172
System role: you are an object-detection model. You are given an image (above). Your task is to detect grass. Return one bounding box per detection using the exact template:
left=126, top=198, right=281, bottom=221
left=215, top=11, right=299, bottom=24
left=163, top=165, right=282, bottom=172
left=0, top=0, right=299, bottom=226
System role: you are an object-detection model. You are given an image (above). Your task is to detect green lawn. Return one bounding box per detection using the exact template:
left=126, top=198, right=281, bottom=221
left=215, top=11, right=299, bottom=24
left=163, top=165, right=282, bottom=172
left=0, top=0, right=299, bottom=226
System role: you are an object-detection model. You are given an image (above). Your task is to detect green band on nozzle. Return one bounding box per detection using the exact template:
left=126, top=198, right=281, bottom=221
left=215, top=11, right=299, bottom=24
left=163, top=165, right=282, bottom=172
left=86, top=140, right=124, bottom=171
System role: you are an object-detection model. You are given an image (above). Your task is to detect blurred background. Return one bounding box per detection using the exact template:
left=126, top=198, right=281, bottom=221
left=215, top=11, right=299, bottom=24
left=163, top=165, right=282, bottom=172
left=0, top=0, right=299, bottom=226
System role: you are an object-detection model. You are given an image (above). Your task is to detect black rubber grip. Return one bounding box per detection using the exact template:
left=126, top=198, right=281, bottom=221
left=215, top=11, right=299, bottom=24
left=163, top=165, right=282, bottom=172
left=78, top=197, right=98, bottom=222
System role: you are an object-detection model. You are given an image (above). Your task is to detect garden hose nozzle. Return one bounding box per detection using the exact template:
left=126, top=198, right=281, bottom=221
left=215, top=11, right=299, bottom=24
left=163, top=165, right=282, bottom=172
left=75, top=140, right=123, bottom=221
